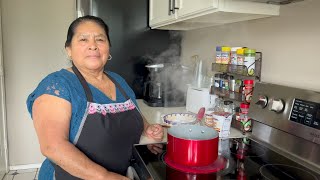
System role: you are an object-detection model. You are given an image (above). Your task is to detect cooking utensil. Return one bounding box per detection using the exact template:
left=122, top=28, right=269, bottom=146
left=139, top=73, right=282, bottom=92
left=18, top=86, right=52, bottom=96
left=166, top=124, right=219, bottom=167
left=196, top=107, right=205, bottom=126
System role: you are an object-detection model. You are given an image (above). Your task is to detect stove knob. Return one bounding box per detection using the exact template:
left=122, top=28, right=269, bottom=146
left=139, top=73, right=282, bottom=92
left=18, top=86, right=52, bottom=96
left=269, top=98, right=285, bottom=113
left=255, top=95, right=268, bottom=108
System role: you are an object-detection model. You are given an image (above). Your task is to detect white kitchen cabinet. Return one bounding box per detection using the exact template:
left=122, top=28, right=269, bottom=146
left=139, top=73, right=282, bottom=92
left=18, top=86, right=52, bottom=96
left=149, top=0, right=280, bottom=30
left=149, top=0, right=177, bottom=27
left=177, top=0, right=219, bottom=18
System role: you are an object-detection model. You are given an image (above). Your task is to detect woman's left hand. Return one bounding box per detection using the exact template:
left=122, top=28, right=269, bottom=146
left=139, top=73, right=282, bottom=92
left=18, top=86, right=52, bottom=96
left=147, top=143, right=163, bottom=155
left=145, top=124, right=164, bottom=142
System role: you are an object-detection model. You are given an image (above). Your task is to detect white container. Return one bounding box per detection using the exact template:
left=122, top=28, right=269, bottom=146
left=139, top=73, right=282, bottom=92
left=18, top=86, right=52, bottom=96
left=211, top=112, right=232, bottom=138
left=186, top=86, right=217, bottom=114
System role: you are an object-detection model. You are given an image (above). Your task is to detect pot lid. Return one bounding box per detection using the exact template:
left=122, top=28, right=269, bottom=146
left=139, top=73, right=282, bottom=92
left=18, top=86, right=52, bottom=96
left=168, top=124, right=219, bottom=140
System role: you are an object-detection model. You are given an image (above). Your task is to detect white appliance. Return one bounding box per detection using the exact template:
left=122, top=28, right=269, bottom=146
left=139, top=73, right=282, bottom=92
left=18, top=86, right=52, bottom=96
left=186, top=86, right=217, bottom=113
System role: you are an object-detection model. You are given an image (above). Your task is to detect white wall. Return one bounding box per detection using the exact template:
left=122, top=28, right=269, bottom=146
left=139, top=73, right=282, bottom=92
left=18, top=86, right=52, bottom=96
left=1, top=0, right=75, bottom=166
left=181, top=0, right=320, bottom=91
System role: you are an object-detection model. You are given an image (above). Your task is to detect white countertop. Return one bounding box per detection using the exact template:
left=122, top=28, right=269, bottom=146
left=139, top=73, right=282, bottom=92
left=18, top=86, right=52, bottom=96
left=137, top=99, right=245, bottom=144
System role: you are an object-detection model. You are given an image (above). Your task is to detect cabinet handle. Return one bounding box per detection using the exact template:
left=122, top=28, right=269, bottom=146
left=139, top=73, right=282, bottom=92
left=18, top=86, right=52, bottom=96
left=168, top=0, right=173, bottom=15
left=172, top=0, right=179, bottom=14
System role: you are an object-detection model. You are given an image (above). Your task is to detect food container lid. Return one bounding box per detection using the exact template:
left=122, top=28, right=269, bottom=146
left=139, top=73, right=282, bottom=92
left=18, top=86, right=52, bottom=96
left=240, top=103, right=250, bottom=109
left=231, top=47, right=242, bottom=52
left=243, top=79, right=254, bottom=85
left=244, top=48, right=256, bottom=54
left=222, top=46, right=231, bottom=52
left=216, top=46, right=222, bottom=51
left=236, top=48, right=245, bottom=55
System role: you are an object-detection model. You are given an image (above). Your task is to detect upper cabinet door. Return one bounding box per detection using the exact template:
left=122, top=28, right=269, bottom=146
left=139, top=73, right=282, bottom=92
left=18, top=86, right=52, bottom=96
left=149, top=0, right=177, bottom=27
left=177, top=0, right=219, bottom=18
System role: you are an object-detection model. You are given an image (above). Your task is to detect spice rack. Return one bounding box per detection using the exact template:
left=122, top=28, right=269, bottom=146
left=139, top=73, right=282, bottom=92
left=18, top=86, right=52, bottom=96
left=210, top=52, right=262, bottom=103
left=211, top=52, right=262, bottom=134
left=212, top=88, right=244, bottom=102
left=212, top=52, right=262, bottom=81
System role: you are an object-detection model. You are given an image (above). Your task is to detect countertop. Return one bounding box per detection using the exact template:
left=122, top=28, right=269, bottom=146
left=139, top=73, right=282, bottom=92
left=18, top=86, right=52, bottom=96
left=137, top=99, right=245, bottom=144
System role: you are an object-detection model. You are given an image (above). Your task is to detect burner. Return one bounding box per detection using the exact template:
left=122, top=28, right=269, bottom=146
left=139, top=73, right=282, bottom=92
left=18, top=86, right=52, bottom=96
left=163, top=154, right=226, bottom=174
left=259, top=164, right=318, bottom=180
left=230, top=139, right=266, bottom=160
left=232, top=145, right=266, bottom=160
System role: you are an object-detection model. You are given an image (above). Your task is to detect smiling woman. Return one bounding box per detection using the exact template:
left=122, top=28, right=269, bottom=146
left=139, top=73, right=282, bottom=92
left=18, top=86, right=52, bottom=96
left=26, top=15, right=164, bottom=180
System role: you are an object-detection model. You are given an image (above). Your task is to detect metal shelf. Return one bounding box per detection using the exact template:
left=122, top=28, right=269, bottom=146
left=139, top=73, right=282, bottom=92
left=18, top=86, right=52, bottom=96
left=212, top=52, right=262, bottom=81
left=212, top=87, right=244, bottom=102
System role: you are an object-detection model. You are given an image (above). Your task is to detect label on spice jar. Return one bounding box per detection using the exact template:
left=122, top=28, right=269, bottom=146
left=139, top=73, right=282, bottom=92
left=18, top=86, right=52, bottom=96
left=244, top=87, right=253, bottom=103
left=221, top=53, right=230, bottom=64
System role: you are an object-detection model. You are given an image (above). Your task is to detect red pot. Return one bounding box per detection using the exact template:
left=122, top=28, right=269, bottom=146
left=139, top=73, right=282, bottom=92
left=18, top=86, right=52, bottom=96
left=166, top=124, right=219, bottom=167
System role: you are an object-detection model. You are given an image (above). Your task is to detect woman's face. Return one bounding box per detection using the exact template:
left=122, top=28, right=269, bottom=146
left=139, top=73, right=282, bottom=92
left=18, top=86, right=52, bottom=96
left=66, top=21, right=110, bottom=71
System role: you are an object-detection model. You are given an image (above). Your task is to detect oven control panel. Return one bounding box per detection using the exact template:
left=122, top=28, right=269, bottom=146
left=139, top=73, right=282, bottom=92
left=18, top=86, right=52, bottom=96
left=289, top=99, right=320, bottom=130
left=249, top=82, right=320, bottom=145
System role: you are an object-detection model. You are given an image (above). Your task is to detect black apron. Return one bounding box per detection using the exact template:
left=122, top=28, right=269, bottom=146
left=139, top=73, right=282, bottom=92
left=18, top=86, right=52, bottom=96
left=53, top=66, right=144, bottom=179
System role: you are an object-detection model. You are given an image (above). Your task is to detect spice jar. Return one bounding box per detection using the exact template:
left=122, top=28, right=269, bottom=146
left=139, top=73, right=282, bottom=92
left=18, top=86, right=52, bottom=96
left=214, top=73, right=220, bottom=88
left=224, top=74, right=229, bottom=91
left=234, top=79, right=242, bottom=93
left=236, top=48, right=245, bottom=65
left=243, top=80, right=254, bottom=103
left=229, top=75, right=235, bottom=92
left=239, top=103, right=251, bottom=132
left=215, top=46, right=222, bottom=64
left=221, top=46, right=231, bottom=64
left=244, top=49, right=256, bottom=76
left=219, top=74, right=224, bottom=89
left=231, top=47, right=242, bottom=65
left=240, top=103, right=249, bottom=120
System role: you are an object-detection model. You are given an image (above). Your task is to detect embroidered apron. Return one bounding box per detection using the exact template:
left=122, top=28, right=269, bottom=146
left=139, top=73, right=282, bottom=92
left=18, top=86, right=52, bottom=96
left=53, top=66, right=144, bottom=179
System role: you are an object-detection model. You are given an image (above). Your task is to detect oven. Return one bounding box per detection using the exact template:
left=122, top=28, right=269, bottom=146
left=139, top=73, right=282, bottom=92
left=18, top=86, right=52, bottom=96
left=131, top=82, right=320, bottom=180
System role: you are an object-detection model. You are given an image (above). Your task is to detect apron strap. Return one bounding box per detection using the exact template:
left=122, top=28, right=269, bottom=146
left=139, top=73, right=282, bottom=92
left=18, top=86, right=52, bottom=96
left=72, top=66, right=93, bottom=102
left=72, top=65, right=130, bottom=102
left=106, top=74, right=130, bottom=100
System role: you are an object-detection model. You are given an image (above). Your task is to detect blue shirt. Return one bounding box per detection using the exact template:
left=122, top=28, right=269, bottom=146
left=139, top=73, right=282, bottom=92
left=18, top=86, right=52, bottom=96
left=26, top=69, right=138, bottom=179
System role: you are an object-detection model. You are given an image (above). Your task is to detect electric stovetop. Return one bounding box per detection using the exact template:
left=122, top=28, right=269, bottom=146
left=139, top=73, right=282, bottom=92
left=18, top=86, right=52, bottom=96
left=131, top=138, right=320, bottom=180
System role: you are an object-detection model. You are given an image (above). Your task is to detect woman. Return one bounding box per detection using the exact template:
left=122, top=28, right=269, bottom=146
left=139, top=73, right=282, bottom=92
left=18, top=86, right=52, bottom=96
left=27, top=15, right=164, bottom=180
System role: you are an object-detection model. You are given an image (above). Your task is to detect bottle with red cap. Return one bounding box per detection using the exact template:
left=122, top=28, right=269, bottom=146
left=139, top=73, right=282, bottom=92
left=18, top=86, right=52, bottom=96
left=243, top=79, right=254, bottom=103
left=240, top=103, right=251, bottom=132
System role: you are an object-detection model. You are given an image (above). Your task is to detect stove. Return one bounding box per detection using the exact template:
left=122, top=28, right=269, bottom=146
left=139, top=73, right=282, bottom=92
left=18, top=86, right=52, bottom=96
left=131, top=82, right=320, bottom=180
left=131, top=137, right=320, bottom=180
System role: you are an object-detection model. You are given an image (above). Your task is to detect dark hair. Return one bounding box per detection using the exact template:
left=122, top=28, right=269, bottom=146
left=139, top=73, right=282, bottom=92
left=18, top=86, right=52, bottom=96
left=65, top=15, right=111, bottom=48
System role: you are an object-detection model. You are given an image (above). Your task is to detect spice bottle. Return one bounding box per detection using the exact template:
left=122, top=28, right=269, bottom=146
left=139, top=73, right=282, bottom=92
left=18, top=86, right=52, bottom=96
left=224, top=74, right=229, bottom=91
left=236, top=48, right=245, bottom=65
left=215, top=46, right=222, bottom=64
left=239, top=103, right=251, bottom=132
left=235, top=79, right=242, bottom=93
left=219, top=74, right=224, bottom=89
left=243, top=80, right=254, bottom=103
left=231, top=47, right=241, bottom=65
left=214, top=73, right=220, bottom=88
left=244, top=49, right=256, bottom=76
left=229, top=75, right=235, bottom=92
left=221, top=46, right=231, bottom=64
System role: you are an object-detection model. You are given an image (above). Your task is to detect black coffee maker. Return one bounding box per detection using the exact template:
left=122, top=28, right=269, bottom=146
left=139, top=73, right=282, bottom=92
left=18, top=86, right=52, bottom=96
left=143, top=63, right=164, bottom=107
left=143, top=63, right=189, bottom=107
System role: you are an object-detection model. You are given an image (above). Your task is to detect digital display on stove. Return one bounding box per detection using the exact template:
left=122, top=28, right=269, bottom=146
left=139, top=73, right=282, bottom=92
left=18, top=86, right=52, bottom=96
left=289, top=98, right=320, bottom=130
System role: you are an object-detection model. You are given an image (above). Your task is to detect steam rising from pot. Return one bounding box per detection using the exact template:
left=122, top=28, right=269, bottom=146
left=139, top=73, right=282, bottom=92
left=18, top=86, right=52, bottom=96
left=143, top=31, right=194, bottom=106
